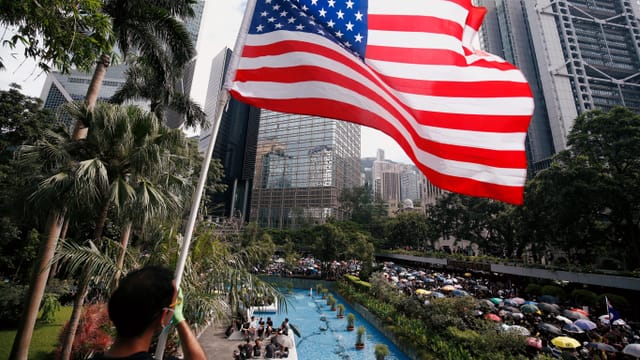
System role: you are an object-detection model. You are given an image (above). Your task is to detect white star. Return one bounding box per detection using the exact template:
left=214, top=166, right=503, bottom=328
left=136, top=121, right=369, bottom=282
left=336, top=10, right=344, bottom=19
left=318, top=8, right=327, bottom=17
left=288, top=17, right=296, bottom=23
left=328, top=0, right=336, bottom=8
left=345, top=21, right=354, bottom=31
left=354, top=33, right=363, bottom=42
left=275, top=23, right=283, bottom=29
left=310, top=15, right=315, bottom=20
left=317, top=29, right=325, bottom=35
left=355, top=11, right=363, bottom=21
left=256, top=24, right=264, bottom=32
left=344, top=41, right=351, bottom=47
left=272, top=4, right=280, bottom=10
left=267, top=17, right=276, bottom=22
left=299, top=11, right=307, bottom=17
left=335, top=30, right=343, bottom=38
left=346, top=0, right=354, bottom=9
left=296, top=24, right=305, bottom=30
left=326, top=19, right=335, bottom=28
left=280, top=10, right=288, bottom=17
left=309, top=19, right=316, bottom=25
left=311, top=0, right=318, bottom=4
left=301, top=5, right=308, bottom=11
left=261, top=11, right=268, bottom=17
left=265, top=0, right=272, bottom=3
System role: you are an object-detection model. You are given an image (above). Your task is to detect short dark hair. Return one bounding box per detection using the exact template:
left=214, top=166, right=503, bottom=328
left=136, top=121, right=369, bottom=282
left=108, top=266, right=174, bottom=338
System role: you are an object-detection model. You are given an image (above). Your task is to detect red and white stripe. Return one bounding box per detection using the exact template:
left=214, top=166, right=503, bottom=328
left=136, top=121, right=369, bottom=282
left=229, top=0, right=534, bottom=204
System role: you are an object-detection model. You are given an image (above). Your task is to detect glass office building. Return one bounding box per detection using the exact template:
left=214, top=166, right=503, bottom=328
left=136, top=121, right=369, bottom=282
left=250, top=111, right=360, bottom=229
left=475, top=0, right=640, bottom=169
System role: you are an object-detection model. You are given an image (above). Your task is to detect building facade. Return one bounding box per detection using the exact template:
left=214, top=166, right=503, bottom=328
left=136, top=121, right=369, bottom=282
left=250, top=110, right=361, bottom=229
left=476, top=0, right=640, bottom=170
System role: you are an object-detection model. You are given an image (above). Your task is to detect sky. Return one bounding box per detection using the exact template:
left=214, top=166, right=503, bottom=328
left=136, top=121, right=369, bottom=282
left=0, top=0, right=413, bottom=164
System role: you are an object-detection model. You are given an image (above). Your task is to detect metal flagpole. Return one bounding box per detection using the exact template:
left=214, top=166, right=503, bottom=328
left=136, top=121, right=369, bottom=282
left=154, top=0, right=257, bottom=357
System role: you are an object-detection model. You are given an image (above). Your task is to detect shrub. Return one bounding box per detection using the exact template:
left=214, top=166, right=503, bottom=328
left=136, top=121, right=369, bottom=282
left=570, top=289, right=597, bottom=308
left=375, top=344, right=389, bottom=360
left=347, top=313, right=355, bottom=329
left=356, top=326, right=365, bottom=345
left=0, top=283, right=28, bottom=329
left=55, top=303, right=113, bottom=359
left=541, top=285, right=565, bottom=301
left=524, top=283, right=542, bottom=297
left=39, top=293, right=61, bottom=324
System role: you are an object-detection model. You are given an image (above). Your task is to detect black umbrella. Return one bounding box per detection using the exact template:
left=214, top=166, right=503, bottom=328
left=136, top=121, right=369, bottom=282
left=538, top=302, right=560, bottom=314
left=538, top=322, right=563, bottom=336
left=562, top=323, right=585, bottom=334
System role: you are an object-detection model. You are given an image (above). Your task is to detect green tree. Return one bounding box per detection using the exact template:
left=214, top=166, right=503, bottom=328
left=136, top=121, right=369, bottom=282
left=0, top=1, right=112, bottom=72
left=74, top=0, right=197, bottom=139
left=384, top=211, right=430, bottom=249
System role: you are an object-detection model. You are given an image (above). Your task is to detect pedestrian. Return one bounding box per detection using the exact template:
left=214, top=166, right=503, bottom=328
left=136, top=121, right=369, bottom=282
left=90, top=265, right=206, bottom=360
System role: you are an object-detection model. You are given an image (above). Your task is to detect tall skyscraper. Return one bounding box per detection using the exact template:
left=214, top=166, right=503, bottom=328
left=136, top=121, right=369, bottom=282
left=250, top=111, right=360, bottom=229
left=476, top=0, right=640, bottom=170
left=201, top=48, right=260, bottom=220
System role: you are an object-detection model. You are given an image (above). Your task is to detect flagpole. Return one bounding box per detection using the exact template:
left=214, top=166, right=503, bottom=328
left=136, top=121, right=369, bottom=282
left=154, top=0, right=258, bottom=357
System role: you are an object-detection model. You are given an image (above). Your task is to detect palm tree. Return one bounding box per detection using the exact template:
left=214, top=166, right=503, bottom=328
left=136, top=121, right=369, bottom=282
left=73, top=0, right=197, bottom=139
left=111, top=58, right=207, bottom=128
left=58, top=103, right=192, bottom=360
left=10, top=129, right=109, bottom=360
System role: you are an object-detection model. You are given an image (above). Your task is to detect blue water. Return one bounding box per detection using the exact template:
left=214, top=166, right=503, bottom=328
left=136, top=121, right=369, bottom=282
left=255, top=289, right=410, bottom=360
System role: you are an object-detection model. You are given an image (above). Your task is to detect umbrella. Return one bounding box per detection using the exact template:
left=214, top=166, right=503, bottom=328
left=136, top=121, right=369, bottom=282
left=503, top=299, right=519, bottom=307
left=555, top=315, right=573, bottom=325
left=476, top=285, right=489, bottom=292
left=511, top=297, right=526, bottom=305
left=598, top=314, right=611, bottom=324
left=452, top=289, right=469, bottom=297
left=275, top=334, right=295, bottom=348
left=570, top=308, right=589, bottom=316
left=538, top=322, right=563, bottom=336
left=538, top=302, right=560, bottom=313
left=562, top=309, right=588, bottom=320
left=464, top=272, right=472, bottom=277
left=441, top=285, right=455, bottom=292
left=478, top=299, right=496, bottom=310
left=587, top=343, right=618, bottom=352
left=506, top=325, right=531, bottom=336
left=431, top=291, right=445, bottom=298
left=613, top=319, right=627, bottom=326
left=415, top=289, right=431, bottom=296
left=520, top=304, right=540, bottom=314
left=551, top=336, right=581, bottom=349
left=562, top=323, right=585, bottom=334
left=509, top=312, right=525, bottom=320
left=623, top=344, right=640, bottom=358
left=502, top=305, right=521, bottom=313
left=538, top=295, right=558, bottom=304
left=485, top=313, right=502, bottom=322
left=489, top=297, right=503, bottom=305
left=574, top=319, right=597, bottom=331
left=526, top=337, right=542, bottom=350
left=443, top=279, right=454, bottom=285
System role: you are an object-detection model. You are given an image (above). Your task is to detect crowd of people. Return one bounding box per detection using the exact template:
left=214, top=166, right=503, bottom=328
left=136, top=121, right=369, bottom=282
left=230, top=316, right=292, bottom=359
left=379, top=261, right=640, bottom=359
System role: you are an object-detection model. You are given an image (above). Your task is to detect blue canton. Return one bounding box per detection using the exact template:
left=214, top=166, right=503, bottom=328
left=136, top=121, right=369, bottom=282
left=249, top=0, right=368, bottom=58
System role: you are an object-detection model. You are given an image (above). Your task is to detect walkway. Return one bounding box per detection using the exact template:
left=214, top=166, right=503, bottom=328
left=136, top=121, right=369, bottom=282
left=198, top=325, right=298, bottom=360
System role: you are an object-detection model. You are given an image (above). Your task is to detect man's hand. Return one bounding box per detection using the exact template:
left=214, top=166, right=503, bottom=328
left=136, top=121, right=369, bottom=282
left=173, top=288, right=185, bottom=324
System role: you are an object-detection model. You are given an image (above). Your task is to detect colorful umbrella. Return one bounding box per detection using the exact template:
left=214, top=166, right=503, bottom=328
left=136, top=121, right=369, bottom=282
left=574, top=319, right=597, bottom=331
left=510, top=297, right=526, bottom=305
left=431, top=291, right=446, bottom=298
left=562, top=309, right=588, bottom=320
left=503, top=299, right=519, bottom=307
left=464, top=272, right=472, bottom=277
left=489, top=297, right=503, bottom=305
left=570, top=308, right=589, bottom=316
left=485, top=313, right=502, bottom=322
left=526, top=337, right=542, bottom=349
left=551, top=336, right=581, bottom=349
left=555, top=315, right=573, bottom=325
left=452, top=289, right=469, bottom=297
left=506, top=325, right=530, bottom=336
left=415, top=289, right=431, bottom=296
left=441, top=285, right=455, bottom=292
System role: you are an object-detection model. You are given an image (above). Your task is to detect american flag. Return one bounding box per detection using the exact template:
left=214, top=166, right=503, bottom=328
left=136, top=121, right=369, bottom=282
left=228, top=0, right=534, bottom=204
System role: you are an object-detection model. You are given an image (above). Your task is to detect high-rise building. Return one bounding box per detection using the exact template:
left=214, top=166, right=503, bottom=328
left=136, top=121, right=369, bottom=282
left=201, top=48, right=260, bottom=220
left=39, top=66, right=129, bottom=125
left=250, top=110, right=360, bottom=229
left=40, top=1, right=207, bottom=129
left=476, top=0, right=640, bottom=170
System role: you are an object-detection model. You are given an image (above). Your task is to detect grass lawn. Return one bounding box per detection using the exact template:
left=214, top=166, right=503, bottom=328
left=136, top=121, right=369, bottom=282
left=0, top=306, right=72, bottom=360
